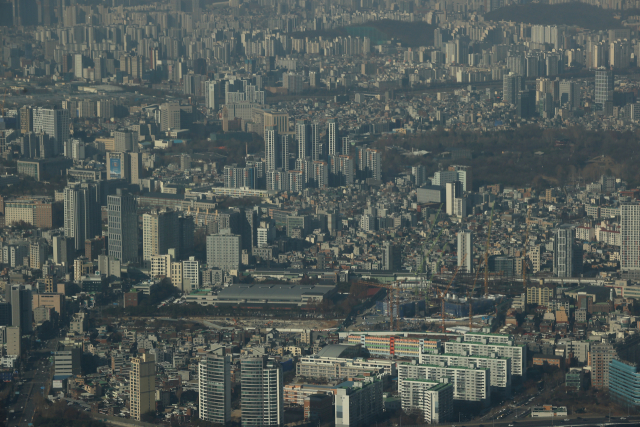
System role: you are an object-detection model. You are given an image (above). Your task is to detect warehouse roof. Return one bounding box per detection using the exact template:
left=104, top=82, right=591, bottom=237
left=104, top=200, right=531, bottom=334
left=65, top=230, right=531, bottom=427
left=216, top=283, right=336, bottom=303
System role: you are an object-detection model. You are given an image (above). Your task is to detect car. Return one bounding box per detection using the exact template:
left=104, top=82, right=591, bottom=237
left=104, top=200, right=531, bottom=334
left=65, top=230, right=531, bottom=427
left=621, top=417, right=627, bottom=420
left=508, top=424, right=514, bottom=426
left=564, top=419, right=570, bottom=422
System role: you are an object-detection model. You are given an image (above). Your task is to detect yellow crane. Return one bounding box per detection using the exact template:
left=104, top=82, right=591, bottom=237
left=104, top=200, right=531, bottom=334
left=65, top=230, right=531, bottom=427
left=484, top=204, right=496, bottom=297
left=522, top=208, right=532, bottom=289
left=439, top=253, right=465, bottom=333
left=358, top=281, right=399, bottom=331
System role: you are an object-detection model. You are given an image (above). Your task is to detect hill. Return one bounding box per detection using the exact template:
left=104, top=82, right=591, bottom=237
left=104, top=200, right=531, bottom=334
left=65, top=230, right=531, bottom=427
left=291, top=20, right=436, bottom=48
left=484, top=3, right=625, bottom=30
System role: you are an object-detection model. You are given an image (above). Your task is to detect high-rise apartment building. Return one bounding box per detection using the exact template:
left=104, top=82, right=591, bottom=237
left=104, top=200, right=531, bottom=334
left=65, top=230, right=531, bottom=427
left=457, top=231, right=473, bottom=273
left=311, top=121, right=321, bottom=161
left=296, top=120, right=311, bottom=159
left=199, top=354, right=231, bottom=424
left=130, top=353, right=156, bottom=421
left=621, top=204, right=640, bottom=272
left=264, top=126, right=279, bottom=172
left=241, top=357, right=283, bottom=427
left=108, top=189, right=139, bottom=264
left=591, top=341, right=615, bottom=389
left=142, top=210, right=179, bottom=262
left=64, top=182, right=100, bottom=252
left=327, top=119, right=338, bottom=156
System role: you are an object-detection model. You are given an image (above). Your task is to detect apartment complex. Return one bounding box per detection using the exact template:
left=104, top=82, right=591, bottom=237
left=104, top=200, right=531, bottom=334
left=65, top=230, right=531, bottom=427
left=401, top=379, right=454, bottom=424
left=398, top=362, right=491, bottom=406
left=241, top=357, right=283, bottom=427
left=419, top=352, right=511, bottom=396
left=346, top=335, right=441, bottom=358
left=444, top=338, right=526, bottom=378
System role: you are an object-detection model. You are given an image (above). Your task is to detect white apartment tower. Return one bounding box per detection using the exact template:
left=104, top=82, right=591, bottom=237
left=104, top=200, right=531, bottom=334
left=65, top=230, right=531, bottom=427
left=199, top=354, right=231, bottom=424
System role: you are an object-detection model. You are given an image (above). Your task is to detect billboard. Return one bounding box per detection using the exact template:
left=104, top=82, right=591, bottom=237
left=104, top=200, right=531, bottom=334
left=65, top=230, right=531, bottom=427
left=110, top=157, right=122, bottom=178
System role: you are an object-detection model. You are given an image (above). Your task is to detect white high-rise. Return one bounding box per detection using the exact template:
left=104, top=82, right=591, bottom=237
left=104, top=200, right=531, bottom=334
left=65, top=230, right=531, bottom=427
left=328, top=119, right=338, bottom=156
left=199, top=354, right=231, bottom=424
left=457, top=231, right=473, bottom=273
left=264, top=126, right=279, bottom=171
left=241, top=357, right=283, bottom=427
left=296, top=120, right=310, bottom=159
left=621, top=204, right=640, bottom=271
left=142, top=210, right=179, bottom=262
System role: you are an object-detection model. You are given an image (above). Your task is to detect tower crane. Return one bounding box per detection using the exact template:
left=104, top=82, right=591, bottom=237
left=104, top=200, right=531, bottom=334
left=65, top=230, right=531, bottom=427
left=522, top=208, right=532, bottom=290
left=357, top=281, right=399, bottom=331
left=439, top=253, right=465, bottom=333
left=484, top=204, right=496, bottom=297
left=470, top=205, right=495, bottom=329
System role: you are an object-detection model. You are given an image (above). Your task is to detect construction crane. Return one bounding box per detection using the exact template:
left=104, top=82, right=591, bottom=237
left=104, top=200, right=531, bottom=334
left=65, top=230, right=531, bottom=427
left=438, top=253, right=465, bottom=334
left=484, top=204, right=496, bottom=297
left=469, top=205, right=496, bottom=329
left=357, top=281, right=399, bottom=331
left=522, top=208, right=532, bottom=289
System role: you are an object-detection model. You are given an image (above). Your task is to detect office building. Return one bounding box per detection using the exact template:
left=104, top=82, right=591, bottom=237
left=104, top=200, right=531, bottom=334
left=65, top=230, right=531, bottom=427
left=559, top=80, right=581, bottom=110
left=457, top=231, right=473, bottom=274
left=241, top=357, right=283, bottom=427
left=398, top=362, right=490, bottom=405
left=130, top=353, right=156, bottom=421
left=401, top=379, right=453, bottom=424
left=54, top=342, right=82, bottom=377
left=64, top=182, right=100, bottom=252
left=621, top=204, right=640, bottom=271
left=595, top=68, right=614, bottom=111
left=108, top=189, right=139, bottom=264
left=609, top=359, right=640, bottom=408
left=503, top=73, right=524, bottom=105
left=114, top=130, right=138, bottom=152
left=142, top=210, right=179, bottom=262
left=206, top=233, right=241, bottom=272
left=554, top=225, right=581, bottom=277
left=199, top=354, right=231, bottom=424
left=159, top=102, right=181, bottom=131
left=334, top=378, right=383, bottom=427
left=5, top=327, right=21, bottom=357
left=107, top=151, right=131, bottom=181
left=33, top=107, right=70, bottom=156
left=182, top=257, right=200, bottom=292
left=445, top=181, right=463, bottom=216
left=10, top=284, right=32, bottom=333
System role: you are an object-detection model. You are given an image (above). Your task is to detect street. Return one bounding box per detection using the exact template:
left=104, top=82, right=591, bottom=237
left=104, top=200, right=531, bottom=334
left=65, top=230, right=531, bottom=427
left=5, top=338, right=58, bottom=427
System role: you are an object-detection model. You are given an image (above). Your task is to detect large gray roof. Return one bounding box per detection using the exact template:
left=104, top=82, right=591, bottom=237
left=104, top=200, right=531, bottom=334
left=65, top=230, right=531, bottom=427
left=216, top=283, right=335, bottom=303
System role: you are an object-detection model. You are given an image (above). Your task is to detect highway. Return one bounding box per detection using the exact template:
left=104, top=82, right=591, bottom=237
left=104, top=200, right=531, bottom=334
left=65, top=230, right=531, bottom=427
left=6, top=338, right=58, bottom=427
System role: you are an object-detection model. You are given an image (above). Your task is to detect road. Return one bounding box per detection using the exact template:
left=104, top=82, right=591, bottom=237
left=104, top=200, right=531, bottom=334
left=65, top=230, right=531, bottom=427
left=6, top=338, right=58, bottom=427
left=437, top=417, right=640, bottom=427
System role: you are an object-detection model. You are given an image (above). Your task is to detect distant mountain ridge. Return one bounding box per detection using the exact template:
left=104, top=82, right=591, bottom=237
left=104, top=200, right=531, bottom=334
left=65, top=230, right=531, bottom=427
left=484, top=3, right=626, bottom=30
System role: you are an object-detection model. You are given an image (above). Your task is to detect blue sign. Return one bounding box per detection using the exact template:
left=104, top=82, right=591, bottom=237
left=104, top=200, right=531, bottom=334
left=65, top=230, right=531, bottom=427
left=109, top=157, right=122, bottom=178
